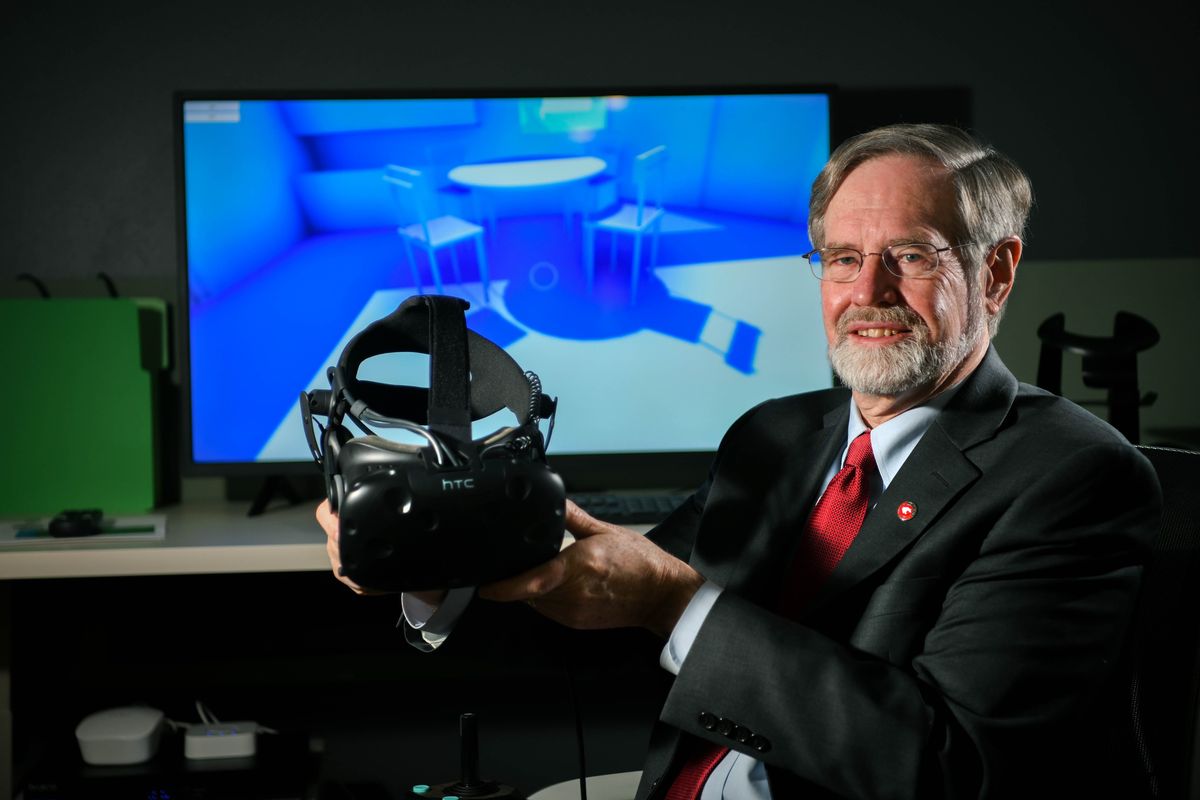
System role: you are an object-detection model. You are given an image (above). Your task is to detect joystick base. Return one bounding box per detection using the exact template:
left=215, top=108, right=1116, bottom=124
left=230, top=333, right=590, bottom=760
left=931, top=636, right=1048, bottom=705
left=406, top=780, right=526, bottom=799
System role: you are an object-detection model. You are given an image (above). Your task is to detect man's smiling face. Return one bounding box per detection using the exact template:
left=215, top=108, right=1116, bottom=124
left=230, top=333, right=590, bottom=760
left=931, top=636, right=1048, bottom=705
left=819, top=153, right=989, bottom=409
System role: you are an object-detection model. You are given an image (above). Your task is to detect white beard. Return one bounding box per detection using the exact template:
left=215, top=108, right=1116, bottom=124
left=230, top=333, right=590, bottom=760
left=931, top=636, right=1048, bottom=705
left=829, top=304, right=984, bottom=397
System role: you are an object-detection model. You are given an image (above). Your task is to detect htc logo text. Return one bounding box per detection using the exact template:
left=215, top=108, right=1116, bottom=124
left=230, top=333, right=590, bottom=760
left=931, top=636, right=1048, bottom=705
left=441, top=478, right=476, bottom=491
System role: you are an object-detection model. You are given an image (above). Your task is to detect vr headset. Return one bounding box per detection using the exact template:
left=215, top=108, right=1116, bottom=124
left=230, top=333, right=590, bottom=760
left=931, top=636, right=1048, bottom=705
left=300, top=294, right=565, bottom=592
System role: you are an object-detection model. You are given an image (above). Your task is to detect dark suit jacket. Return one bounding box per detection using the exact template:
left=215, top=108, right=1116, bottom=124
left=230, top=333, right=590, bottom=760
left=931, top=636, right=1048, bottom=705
left=635, top=347, right=1161, bottom=799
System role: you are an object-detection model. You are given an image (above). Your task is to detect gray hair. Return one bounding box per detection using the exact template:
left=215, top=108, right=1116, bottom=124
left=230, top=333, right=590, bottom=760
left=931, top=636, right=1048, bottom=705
left=808, top=124, right=1033, bottom=334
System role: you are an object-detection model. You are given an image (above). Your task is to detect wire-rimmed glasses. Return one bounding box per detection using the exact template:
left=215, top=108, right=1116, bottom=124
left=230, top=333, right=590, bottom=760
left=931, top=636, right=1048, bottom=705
left=804, top=242, right=974, bottom=282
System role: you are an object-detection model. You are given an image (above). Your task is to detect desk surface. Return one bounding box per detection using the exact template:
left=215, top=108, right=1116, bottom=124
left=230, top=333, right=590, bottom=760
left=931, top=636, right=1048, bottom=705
left=448, top=156, right=606, bottom=189
left=0, top=500, right=328, bottom=581
left=0, top=500, right=648, bottom=582
left=529, top=770, right=642, bottom=800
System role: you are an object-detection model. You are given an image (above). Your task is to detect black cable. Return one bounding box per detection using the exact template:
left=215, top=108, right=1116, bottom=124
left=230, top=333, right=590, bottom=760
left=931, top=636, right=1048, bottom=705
left=96, top=272, right=120, bottom=297
left=343, top=407, right=379, bottom=438
left=16, top=273, right=50, bottom=298
left=525, top=370, right=543, bottom=423
left=563, top=655, right=589, bottom=800
left=545, top=409, right=557, bottom=452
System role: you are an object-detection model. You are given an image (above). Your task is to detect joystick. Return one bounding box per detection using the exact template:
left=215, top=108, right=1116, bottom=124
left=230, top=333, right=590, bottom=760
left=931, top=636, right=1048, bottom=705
left=406, top=712, right=526, bottom=799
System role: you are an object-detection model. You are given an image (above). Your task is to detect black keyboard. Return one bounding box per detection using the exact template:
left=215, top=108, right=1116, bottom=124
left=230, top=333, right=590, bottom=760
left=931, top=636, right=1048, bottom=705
left=569, top=491, right=693, bottom=525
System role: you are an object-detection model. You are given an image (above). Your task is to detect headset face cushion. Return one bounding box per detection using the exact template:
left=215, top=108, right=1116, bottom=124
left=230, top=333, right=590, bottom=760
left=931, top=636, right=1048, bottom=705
left=335, top=440, right=565, bottom=591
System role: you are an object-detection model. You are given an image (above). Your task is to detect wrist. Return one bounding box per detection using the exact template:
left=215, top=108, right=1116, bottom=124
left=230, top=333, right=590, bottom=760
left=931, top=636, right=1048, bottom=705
left=648, top=565, right=705, bottom=639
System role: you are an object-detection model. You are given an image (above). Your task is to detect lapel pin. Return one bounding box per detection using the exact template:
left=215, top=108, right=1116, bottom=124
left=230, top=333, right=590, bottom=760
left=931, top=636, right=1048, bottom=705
left=897, top=500, right=917, bottom=521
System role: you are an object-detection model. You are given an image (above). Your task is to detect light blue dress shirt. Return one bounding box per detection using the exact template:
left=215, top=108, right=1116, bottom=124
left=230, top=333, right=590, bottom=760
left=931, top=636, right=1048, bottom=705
left=659, top=389, right=957, bottom=799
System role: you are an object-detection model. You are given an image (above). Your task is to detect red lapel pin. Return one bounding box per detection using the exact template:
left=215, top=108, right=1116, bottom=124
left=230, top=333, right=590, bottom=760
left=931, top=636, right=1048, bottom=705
left=897, top=500, right=917, bottom=521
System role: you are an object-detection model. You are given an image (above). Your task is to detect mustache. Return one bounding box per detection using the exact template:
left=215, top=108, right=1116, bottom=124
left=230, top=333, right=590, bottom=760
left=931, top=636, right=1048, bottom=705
left=835, top=306, right=928, bottom=337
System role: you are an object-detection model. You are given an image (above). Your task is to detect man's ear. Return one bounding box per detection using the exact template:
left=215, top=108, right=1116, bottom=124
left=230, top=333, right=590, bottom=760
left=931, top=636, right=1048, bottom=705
left=983, top=237, right=1021, bottom=316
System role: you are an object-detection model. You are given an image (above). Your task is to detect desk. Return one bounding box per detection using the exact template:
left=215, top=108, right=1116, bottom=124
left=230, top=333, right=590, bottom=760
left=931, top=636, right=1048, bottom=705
left=448, top=156, right=607, bottom=232
left=0, top=502, right=325, bottom=583
left=529, top=769, right=642, bottom=800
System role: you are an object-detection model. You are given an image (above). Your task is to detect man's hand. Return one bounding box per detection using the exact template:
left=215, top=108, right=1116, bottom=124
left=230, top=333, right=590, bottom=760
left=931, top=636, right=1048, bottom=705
left=315, top=500, right=446, bottom=604
left=477, top=500, right=704, bottom=638
left=316, top=499, right=378, bottom=595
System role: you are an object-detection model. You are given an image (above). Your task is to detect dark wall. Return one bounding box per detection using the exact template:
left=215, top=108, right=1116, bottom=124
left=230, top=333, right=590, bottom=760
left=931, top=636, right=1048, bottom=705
left=1, top=0, right=1196, bottom=291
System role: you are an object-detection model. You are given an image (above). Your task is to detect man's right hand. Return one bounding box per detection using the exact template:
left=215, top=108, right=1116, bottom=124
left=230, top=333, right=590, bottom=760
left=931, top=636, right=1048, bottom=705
left=315, top=500, right=446, bottom=605
left=478, top=500, right=703, bottom=638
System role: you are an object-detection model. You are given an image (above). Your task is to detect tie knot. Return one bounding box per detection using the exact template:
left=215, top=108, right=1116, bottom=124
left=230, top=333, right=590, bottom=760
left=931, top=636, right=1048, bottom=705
left=846, top=431, right=874, bottom=471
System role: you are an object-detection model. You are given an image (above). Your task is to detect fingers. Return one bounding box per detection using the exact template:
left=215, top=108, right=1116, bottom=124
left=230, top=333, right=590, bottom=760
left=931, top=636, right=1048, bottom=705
left=315, top=499, right=338, bottom=541
left=315, top=500, right=367, bottom=595
left=565, top=499, right=632, bottom=539
left=317, top=500, right=340, bottom=572
left=325, top=528, right=339, bottom=565
left=477, top=554, right=567, bottom=602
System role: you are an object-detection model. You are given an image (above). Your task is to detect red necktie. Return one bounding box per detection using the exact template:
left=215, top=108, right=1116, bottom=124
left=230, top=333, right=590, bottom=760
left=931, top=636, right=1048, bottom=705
left=778, top=431, right=875, bottom=616
left=663, top=432, right=875, bottom=800
left=663, top=739, right=731, bottom=800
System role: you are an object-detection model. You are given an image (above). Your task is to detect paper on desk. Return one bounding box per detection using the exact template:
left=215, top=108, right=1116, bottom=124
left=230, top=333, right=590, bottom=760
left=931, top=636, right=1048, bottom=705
left=0, top=514, right=166, bottom=547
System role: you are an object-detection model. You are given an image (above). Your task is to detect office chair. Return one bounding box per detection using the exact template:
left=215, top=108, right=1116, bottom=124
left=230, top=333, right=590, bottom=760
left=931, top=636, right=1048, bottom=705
left=583, top=145, right=667, bottom=305
left=382, top=164, right=491, bottom=302
left=1115, top=445, right=1200, bottom=799
left=1035, top=311, right=1159, bottom=443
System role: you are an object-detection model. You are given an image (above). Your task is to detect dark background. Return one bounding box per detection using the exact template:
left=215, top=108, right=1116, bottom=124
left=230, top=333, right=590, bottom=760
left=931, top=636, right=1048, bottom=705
left=3, top=1, right=1197, bottom=796
left=0, top=0, right=1196, bottom=294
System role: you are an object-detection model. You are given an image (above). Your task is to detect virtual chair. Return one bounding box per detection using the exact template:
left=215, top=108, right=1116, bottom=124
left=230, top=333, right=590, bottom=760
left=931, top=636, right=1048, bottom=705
left=422, top=142, right=478, bottom=224
left=583, top=144, right=668, bottom=306
left=383, top=164, right=492, bottom=303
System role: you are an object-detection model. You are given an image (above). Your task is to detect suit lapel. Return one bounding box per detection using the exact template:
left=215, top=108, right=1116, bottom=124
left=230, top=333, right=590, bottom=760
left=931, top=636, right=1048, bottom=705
left=806, top=347, right=1018, bottom=613
left=710, top=404, right=849, bottom=602
left=808, top=425, right=979, bottom=610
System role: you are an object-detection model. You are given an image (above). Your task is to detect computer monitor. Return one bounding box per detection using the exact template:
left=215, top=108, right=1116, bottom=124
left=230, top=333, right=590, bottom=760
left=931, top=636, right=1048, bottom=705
left=175, top=86, right=835, bottom=492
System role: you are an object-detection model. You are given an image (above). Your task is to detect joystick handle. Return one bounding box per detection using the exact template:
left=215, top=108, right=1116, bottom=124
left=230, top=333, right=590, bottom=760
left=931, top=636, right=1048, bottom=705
left=406, top=712, right=527, bottom=799
left=459, top=712, right=484, bottom=791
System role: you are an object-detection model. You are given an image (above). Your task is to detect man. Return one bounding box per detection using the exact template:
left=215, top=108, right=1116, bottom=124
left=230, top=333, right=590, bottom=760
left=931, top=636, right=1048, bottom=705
left=316, top=124, right=1161, bottom=798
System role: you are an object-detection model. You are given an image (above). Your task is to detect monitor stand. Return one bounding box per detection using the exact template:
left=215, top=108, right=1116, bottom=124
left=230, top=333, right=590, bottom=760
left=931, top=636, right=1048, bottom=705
left=247, top=475, right=305, bottom=517
left=226, top=475, right=324, bottom=517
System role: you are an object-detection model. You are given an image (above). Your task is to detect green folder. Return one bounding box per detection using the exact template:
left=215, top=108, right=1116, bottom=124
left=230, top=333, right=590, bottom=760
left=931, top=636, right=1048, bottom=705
left=0, top=298, right=170, bottom=517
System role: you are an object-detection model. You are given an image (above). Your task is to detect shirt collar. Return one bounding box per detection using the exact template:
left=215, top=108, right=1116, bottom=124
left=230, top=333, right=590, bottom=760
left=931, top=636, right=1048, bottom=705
left=843, top=382, right=963, bottom=490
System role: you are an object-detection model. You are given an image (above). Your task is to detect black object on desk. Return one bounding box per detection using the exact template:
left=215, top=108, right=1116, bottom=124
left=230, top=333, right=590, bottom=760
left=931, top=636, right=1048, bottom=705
left=570, top=491, right=691, bottom=525
left=48, top=509, right=104, bottom=537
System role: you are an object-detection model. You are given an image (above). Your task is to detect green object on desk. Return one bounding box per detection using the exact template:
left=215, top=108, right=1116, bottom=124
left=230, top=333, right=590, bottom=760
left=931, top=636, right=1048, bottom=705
left=0, top=298, right=170, bottom=517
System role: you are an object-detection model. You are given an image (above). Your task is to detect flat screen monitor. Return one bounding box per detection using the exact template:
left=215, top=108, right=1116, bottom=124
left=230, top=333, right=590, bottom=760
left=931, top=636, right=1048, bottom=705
left=176, top=86, right=835, bottom=491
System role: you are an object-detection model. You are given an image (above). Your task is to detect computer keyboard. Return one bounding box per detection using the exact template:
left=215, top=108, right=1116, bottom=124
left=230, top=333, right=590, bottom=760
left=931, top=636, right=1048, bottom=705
left=569, top=491, right=693, bottom=525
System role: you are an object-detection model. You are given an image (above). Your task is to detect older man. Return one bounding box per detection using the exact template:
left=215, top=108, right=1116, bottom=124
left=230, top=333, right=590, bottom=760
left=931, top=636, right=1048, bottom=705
left=317, top=124, right=1161, bottom=798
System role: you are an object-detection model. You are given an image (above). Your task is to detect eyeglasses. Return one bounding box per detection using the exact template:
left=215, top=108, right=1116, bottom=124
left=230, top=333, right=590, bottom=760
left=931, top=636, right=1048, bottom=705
left=803, top=242, right=974, bottom=282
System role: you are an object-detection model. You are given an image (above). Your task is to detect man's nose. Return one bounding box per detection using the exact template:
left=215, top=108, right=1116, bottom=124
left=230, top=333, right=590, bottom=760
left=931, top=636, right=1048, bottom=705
left=851, top=254, right=900, bottom=306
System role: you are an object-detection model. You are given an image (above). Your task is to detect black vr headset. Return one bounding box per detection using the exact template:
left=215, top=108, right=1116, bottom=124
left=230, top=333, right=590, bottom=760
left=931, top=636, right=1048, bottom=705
left=300, top=294, right=565, bottom=592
